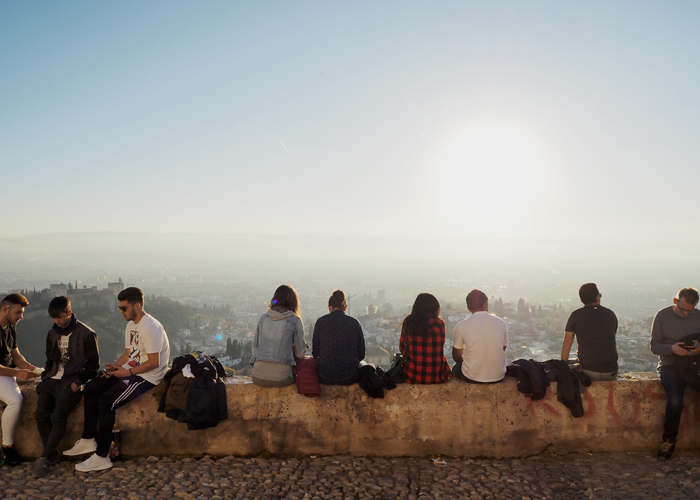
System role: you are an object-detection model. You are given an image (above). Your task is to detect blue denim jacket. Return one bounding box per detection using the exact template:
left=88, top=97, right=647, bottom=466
left=250, top=308, right=307, bottom=366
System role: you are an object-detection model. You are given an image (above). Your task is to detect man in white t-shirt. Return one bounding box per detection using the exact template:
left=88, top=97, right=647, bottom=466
left=452, top=289, right=509, bottom=383
left=65, top=287, right=170, bottom=472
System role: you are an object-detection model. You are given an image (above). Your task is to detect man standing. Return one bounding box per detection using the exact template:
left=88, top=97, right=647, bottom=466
left=32, top=296, right=100, bottom=477
left=0, top=293, right=39, bottom=466
left=651, top=287, right=700, bottom=460
left=452, top=289, right=509, bottom=383
left=64, top=287, right=170, bottom=472
left=561, top=283, right=618, bottom=380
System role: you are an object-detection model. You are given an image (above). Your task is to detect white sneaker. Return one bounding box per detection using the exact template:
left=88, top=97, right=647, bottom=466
left=75, top=453, right=113, bottom=472
left=63, top=438, right=98, bottom=456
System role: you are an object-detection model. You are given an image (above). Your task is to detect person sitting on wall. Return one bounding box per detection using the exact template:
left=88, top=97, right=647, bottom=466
left=0, top=293, right=39, bottom=466
left=64, top=287, right=170, bottom=472
left=452, top=289, right=508, bottom=384
left=33, top=296, right=100, bottom=477
left=561, top=283, right=618, bottom=381
left=250, top=284, right=307, bottom=387
left=400, top=293, right=452, bottom=384
left=651, top=287, right=700, bottom=460
left=313, top=289, right=365, bottom=385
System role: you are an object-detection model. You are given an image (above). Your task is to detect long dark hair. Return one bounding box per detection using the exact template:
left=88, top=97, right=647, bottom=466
left=270, top=284, right=300, bottom=316
left=402, top=293, right=441, bottom=336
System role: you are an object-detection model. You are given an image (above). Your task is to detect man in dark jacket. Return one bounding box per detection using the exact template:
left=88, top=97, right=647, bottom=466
left=32, top=296, right=99, bottom=477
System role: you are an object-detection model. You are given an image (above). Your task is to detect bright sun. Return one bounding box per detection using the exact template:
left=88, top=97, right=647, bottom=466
left=433, top=123, right=546, bottom=237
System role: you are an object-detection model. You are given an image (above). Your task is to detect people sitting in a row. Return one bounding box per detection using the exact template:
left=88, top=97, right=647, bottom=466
left=0, top=288, right=171, bottom=476
left=0, top=283, right=694, bottom=468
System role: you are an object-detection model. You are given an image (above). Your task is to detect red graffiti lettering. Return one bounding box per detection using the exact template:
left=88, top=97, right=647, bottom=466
left=527, top=387, right=563, bottom=418
left=607, top=382, right=640, bottom=426
left=582, top=389, right=596, bottom=419
left=646, top=383, right=667, bottom=401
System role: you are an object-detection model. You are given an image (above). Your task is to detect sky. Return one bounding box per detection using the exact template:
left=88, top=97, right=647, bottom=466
left=2, top=2, right=700, bottom=266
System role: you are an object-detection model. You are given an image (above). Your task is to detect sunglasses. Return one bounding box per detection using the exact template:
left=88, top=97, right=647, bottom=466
left=118, top=305, right=130, bottom=312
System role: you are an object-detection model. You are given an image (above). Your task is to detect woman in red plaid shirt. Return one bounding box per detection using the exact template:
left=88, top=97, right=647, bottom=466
left=399, top=293, right=452, bottom=384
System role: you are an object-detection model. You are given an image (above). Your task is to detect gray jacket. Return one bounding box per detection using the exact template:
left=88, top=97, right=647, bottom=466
left=250, top=308, right=307, bottom=366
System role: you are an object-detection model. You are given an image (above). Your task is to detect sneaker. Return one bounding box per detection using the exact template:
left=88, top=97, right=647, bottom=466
left=32, top=457, right=51, bottom=477
left=657, top=440, right=675, bottom=460
left=1, top=445, right=22, bottom=466
left=75, top=453, right=113, bottom=472
left=63, top=438, right=97, bottom=456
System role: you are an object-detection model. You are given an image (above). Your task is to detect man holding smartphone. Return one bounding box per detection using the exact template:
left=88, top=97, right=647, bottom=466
left=63, top=287, right=170, bottom=472
left=651, top=287, right=700, bottom=460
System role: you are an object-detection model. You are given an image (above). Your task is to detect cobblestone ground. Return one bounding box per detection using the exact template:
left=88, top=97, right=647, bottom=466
left=2, top=452, right=700, bottom=500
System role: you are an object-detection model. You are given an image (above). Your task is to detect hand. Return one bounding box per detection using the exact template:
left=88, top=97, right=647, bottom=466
left=15, top=369, right=36, bottom=381
left=672, top=342, right=691, bottom=356
left=71, top=381, right=80, bottom=392
left=687, top=343, right=700, bottom=356
left=110, top=367, right=132, bottom=378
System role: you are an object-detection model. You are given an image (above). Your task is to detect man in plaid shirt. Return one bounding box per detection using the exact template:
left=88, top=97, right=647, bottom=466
left=452, top=289, right=509, bottom=383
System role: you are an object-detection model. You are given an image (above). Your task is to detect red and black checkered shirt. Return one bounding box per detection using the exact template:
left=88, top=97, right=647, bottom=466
left=399, top=317, right=452, bottom=384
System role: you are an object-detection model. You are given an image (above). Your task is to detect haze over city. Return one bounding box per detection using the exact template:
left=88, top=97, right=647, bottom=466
left=2, top=2, right=700, bottom=370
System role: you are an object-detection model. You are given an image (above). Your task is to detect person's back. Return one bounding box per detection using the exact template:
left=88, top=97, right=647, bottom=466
left=313, top=306, right=365, bottom=384
left=250, top=284, right=307, bottom=387
left=399, top=293, right=452, bottom=384
left=452, top=289, right=508, bottom=384
left=561, top=283, right=618, bottom=380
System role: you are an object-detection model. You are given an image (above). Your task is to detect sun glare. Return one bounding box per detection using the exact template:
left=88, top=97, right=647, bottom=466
left=433, top=123, right=546, bottom=237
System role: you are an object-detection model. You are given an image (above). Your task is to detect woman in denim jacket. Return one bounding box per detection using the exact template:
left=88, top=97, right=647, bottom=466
left=250, top=284, right=307, bottom=387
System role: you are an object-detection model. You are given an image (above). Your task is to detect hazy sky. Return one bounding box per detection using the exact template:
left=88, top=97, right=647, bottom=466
left=2, top=2, right=699, bottom=248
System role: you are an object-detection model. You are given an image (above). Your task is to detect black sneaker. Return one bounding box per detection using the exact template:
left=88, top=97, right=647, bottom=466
left=657, top=440, right=675, bottom=460
left=1, top=445, right=22, bottom=466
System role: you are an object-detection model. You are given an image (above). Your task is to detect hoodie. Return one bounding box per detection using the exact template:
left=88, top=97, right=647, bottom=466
left=250, top=308, right=307, bottom=366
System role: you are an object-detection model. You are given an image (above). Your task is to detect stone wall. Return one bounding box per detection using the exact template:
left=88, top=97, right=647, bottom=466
left=5, top=375, right=700, bottom=458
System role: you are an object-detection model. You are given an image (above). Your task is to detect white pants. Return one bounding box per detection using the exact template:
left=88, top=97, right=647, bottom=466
left=0, top=376, right=23, bottom=446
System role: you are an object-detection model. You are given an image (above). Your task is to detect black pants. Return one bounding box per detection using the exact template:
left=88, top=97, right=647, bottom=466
left=82, top=373, right=155, bottom=457
left=35, top=378, right=83, bottom=458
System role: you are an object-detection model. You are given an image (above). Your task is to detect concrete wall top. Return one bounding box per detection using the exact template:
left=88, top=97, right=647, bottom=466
left=4, top=374, right=697, bottom=459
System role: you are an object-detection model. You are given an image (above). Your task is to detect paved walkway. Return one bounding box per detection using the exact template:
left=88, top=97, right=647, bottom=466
left=2, top=451, right=700, bottom=500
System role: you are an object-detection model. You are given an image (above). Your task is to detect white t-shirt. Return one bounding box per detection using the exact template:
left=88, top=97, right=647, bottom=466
left=52, top=333, right=72, bottom=380
left=122, top=314, right=170, bottom=386
left=453, top=311, right=509, bottom=383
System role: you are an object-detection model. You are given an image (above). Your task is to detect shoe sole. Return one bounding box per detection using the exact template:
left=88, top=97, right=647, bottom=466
left=75, top=462, right=113, bottom=473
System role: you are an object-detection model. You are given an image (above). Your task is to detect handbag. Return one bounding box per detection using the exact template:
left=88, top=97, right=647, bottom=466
left=386, top=353, right=405, bottom=384
left=293, top=355, right=321, bottom=397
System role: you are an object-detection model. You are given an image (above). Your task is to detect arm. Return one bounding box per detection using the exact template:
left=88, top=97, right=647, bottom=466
left=452, top=347, right=463, bottom=362
left=44, top=332, right=54, bottom=374
left=6, top=348, right=38, bottom=380
left=311, top=320, right=320, bottom=358
left=650, top=310, right=674, bottom=357
left=399, top=323, right=406, bottom=356
left=357, top=324, right=366, bottom=361
left=104, top=348, right=130, bottom=376
left=293, top=317, right=307, bottom=358
left=12, top=347, right=36, bottom=371
left=561, top=331, right=575, bottom=361
left=109, top=351, right=160, bottom=379
left=78, top=331, right=100, bottom=385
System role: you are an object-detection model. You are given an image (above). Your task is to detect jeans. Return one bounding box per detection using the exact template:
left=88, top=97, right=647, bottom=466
left=82, top=373, right=155, bottom=457
left=582, top=369, right=618, bottom=381
left=659, top=364, right=686, bottom=443
left=0, top=376, right=22, bottom=446
left=35, top=378, right=83, bottom=458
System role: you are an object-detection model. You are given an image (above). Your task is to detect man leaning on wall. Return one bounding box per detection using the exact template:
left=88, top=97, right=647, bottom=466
left=561, top=283, right=618, bottom=381
left=651, top=287, right=700, bottom=460
left=0, top=293, right=39, bottom=466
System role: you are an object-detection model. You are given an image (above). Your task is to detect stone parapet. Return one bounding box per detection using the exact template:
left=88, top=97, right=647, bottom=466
left=4, top=374, right=700, bottom=458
